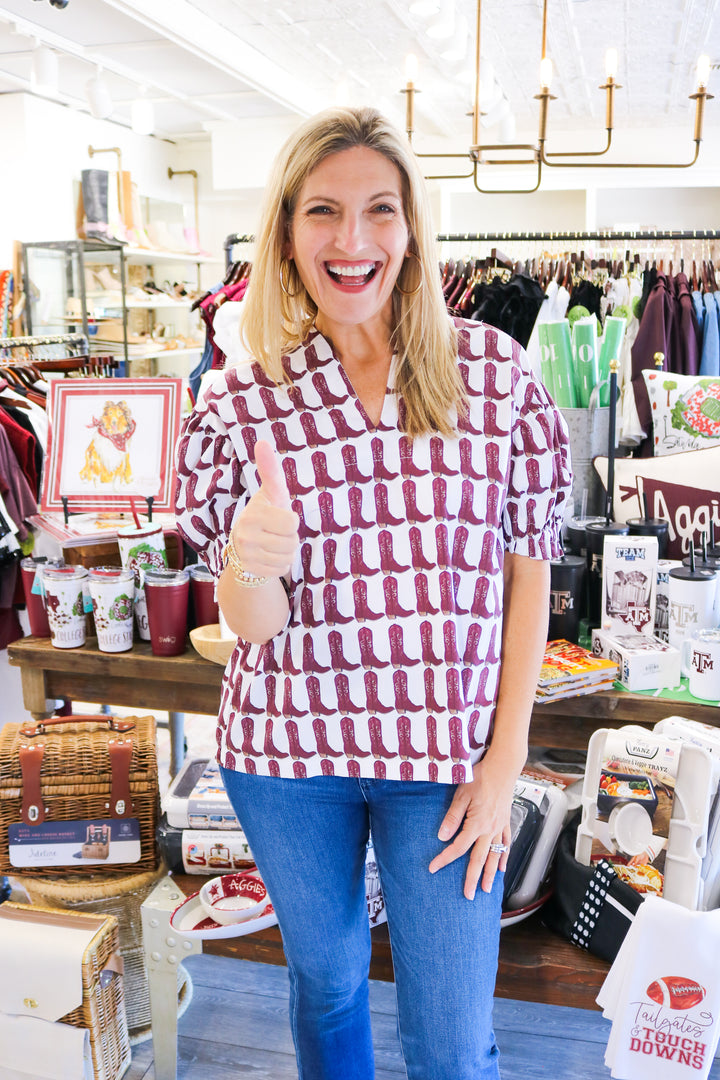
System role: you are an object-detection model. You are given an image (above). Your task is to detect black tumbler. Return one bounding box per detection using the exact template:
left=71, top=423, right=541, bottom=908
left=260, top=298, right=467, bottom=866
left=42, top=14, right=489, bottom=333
left=585, top=521, right=630, bottom=628
left=564, top=516, right=606, bottom=557
left=627, top=517, right=670, bottom=559
left=549, top=556, right=586, bottom=643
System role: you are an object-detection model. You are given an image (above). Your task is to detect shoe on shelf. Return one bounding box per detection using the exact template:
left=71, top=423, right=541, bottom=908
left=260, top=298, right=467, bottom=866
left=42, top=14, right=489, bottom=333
left=95, top=266, right=121, bottom=292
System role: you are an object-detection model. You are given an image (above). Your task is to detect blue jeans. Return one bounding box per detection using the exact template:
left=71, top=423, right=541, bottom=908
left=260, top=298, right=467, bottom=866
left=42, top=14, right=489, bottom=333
left=220, top=768, right=503, bottom=1080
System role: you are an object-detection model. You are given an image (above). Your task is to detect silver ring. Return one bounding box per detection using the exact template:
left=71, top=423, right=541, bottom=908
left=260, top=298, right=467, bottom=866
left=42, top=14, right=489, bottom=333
left=489, top=843, right=509, bottom=855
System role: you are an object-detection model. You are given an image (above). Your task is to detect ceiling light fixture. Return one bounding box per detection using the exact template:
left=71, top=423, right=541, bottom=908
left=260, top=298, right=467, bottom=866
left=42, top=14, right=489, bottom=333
left=86, top=66, right=113, bottom=119
left=402, top=0, right=714, bottom=193
left=30, top=42, right=58, bottom=96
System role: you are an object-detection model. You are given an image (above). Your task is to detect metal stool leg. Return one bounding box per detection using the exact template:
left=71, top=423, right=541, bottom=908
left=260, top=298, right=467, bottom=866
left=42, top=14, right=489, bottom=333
left=167, top=712, right=186, bottom=777
left=141, top=877, right=201, bottom=1080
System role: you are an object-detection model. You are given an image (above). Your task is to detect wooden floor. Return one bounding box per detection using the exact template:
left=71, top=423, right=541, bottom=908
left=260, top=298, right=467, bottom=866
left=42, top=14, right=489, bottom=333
left=123, top=952, right=720, bottom=1080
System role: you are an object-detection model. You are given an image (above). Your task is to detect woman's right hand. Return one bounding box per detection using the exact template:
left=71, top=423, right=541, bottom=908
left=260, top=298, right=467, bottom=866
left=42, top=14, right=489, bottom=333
left=230, top=440, right=300, bottom=578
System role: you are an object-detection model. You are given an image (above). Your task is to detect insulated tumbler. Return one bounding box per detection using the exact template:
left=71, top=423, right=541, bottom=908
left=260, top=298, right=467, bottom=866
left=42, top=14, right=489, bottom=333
left=144, top=568, right=189, bottom=657
left=189, top=564, right=219, bottom=628
left=548, top=556, right=586, bottom=643
left=585, top=521, right=629, bottom=628
left=20, top=556, right=64, bottom=637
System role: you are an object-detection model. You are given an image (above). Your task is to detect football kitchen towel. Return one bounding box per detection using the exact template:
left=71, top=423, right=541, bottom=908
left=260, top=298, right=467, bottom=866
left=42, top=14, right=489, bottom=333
left=597, top=895, right=720, bottom=1079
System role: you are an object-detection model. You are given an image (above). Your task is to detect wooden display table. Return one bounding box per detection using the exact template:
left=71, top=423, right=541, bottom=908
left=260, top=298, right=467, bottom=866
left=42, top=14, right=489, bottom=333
left=9, top=635, right=720, bottom=767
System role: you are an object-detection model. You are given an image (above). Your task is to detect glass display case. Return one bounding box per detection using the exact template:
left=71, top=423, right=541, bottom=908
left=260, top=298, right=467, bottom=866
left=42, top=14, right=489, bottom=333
left=22, top=239, right=128, bottom=364
left=22, top=239, right=209, bottom=378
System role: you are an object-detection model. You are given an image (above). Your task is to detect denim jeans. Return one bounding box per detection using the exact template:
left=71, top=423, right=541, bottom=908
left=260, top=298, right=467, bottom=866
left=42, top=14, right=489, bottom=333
left=220, top=768, right=503, bottom=1080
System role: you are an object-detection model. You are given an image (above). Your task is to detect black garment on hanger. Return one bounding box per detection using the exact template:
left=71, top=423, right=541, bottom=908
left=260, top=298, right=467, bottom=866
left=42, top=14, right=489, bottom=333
left=467, top=273, right=545, bottom=349
left=567, top=279, right=603, bottom=325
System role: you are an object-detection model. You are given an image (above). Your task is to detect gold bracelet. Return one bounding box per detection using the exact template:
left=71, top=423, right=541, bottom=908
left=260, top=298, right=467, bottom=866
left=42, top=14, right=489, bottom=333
left=222, top=538, right=269, bottom=588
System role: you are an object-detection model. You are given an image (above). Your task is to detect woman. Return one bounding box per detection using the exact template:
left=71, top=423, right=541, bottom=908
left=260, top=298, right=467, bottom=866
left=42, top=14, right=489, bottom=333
left=175, top=106, right=571, bottom=1080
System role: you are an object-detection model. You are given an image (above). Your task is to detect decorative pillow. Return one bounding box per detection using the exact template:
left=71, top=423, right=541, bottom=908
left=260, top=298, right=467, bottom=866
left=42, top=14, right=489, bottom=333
left=593, top=446, right=720, bottom=560
left=643, top=370, right=720, bottom=456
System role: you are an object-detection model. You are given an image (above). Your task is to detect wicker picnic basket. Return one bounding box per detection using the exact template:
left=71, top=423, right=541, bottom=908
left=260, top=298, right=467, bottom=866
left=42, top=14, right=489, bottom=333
left=0, top=714, right=160, bottom=876
left=14, top=865, right=193, bottom=1040
left=0, top=901, right=132, bottom=1080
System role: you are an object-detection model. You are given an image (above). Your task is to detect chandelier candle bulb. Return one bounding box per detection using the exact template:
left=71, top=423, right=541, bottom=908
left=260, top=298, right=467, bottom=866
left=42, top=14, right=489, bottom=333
left=604, top=48, right=618, bottom=80
left=697, top=54, right=711, bottom=90
left=539, top=56, right=553, bottom=92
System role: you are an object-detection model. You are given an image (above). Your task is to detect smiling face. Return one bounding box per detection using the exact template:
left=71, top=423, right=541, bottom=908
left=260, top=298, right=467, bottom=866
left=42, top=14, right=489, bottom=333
left=286, top=145, right=410, bottom=341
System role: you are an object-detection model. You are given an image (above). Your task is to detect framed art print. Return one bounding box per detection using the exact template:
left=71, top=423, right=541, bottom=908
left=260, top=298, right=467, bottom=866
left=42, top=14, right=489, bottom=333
left=41, top=378, right=184, bottom=513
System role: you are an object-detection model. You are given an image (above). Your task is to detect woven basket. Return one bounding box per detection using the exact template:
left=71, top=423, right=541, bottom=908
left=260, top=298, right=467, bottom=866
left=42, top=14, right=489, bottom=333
left=0, top=714, right=160, bottom=876
left=1, top=901, right=132, bottom=1080
left=13, top=864, right=190, bottom=1039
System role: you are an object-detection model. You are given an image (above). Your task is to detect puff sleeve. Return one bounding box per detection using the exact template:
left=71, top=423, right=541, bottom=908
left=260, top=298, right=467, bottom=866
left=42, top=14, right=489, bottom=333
left=174, top=401, right=248, bottom=577
left=502, top=364, right=572, bottom=560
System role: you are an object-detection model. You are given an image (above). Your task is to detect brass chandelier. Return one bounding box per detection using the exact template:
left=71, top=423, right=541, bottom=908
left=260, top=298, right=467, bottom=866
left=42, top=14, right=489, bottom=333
left=401, top=0, right=714, bottom=193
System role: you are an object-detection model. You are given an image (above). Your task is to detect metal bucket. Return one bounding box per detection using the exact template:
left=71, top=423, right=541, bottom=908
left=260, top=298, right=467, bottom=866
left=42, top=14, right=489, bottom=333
left=560, top=406, right=611, bottom=517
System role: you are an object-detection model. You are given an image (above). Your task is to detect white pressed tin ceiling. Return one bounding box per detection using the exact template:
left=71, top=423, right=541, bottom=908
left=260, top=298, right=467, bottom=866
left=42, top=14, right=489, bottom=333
left=0, top=0, right=716, bottom=142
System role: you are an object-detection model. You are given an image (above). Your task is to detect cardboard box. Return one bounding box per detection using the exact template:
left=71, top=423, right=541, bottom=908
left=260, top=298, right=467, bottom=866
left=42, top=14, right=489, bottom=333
left=592, top=629, right=681, bottom=692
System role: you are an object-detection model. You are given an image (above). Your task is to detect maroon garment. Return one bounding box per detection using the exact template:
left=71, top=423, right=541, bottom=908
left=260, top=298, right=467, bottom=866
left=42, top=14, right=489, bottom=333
left=0, top=427, right=36, bottom=543
left=0, top=407, right=37, bottom=496
left=630, top=273, right=673, bottom=452
left=673, top=272, right=701, bottom=378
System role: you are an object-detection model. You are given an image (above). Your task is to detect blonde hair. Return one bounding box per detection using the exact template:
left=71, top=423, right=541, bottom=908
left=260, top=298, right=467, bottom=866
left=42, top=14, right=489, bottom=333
left=240, top=106, right=465, bottom=437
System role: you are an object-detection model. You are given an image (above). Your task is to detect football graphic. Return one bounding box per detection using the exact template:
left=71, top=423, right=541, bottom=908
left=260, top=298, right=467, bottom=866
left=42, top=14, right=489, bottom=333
left=646, top=976, right=706, bottom=1010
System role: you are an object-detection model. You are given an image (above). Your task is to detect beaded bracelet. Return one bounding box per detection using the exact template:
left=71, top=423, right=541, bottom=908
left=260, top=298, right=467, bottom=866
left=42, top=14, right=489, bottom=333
left=222, top=537, right=269, bottom=588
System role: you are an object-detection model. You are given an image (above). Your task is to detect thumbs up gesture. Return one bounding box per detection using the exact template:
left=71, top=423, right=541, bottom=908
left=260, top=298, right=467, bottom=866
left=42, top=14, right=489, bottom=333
left=230, top=440, right=299, bottom=579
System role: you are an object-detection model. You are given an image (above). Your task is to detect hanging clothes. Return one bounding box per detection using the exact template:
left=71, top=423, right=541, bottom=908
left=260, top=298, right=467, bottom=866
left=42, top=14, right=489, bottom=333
left=700, top=291, right=720, bottom=377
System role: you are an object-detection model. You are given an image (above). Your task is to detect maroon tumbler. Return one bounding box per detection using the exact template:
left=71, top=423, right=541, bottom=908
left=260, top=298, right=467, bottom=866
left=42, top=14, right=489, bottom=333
left=189, top=564, right=219, bottom=628
left=144, top=568, right=190, bottom=657
left=20, top=556, right=64, bottom=638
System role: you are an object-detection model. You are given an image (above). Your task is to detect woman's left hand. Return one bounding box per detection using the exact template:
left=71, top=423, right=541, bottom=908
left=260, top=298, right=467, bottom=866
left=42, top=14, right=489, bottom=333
left=428, top=756, right=515, bottom=900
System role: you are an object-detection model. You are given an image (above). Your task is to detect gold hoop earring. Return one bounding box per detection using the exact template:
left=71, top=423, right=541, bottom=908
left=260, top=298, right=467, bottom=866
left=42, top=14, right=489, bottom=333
left=395, top=251, right=423, bottom=296
left=280, top=258, right=300, bottom=298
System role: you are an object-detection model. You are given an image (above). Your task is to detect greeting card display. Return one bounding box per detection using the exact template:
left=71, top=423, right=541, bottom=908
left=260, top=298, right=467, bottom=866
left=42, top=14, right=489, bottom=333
left=41, top=378, right=183, bottom=514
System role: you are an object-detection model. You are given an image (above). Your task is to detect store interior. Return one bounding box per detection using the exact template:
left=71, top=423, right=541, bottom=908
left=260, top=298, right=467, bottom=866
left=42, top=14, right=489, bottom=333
left=1, top=1, right=720, bottom=1079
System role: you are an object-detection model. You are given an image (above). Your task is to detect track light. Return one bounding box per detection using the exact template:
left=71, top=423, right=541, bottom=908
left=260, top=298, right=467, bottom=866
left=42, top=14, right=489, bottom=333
left=86, top=67, right=113, bottom=119
left=30, top=43, right=59, bottom=96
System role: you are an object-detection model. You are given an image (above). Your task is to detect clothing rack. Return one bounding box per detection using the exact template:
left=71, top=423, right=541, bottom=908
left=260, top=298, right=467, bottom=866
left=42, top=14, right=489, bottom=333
left=224, top=229, right=719, bottom=270
left=436, top=230, right=720, bottom=243
left=0, top=333, right=88, bottom=352
left=223, top=233, right=254, bottom=270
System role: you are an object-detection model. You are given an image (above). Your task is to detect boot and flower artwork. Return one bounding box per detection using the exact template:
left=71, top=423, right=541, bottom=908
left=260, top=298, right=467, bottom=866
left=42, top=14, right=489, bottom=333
left=41, top=378, right=183, bottom=513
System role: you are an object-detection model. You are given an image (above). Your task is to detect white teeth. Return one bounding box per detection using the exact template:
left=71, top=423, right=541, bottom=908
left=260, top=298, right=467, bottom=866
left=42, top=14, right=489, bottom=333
left=326, top=262, right=376, bottom=277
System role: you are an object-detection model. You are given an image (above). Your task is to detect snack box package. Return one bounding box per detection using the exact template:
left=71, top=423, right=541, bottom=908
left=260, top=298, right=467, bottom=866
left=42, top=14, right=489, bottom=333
left=601, top=535, right=658, bottom=638
left=592, top=628, right=681, bottom=692
left=163, top=757, right=239, bottom=830
left=575, top=725, right=714, bottom=909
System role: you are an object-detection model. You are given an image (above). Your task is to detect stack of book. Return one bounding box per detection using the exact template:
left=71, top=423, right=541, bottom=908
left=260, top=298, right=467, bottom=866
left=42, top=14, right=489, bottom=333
left=535, top=639, right=618, bottom=704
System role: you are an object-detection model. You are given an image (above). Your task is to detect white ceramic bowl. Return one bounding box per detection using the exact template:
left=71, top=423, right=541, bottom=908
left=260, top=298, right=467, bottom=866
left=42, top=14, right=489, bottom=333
left=199, top=872, right=268, bottom=926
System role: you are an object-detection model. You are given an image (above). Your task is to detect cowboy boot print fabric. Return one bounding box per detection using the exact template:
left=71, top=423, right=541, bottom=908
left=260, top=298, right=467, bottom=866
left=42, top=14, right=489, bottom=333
left=175, top=318, right=572, bottom=783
